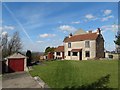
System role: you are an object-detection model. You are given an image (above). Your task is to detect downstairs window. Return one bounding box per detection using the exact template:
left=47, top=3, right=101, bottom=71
left=72, top=52, right=78, bottom=56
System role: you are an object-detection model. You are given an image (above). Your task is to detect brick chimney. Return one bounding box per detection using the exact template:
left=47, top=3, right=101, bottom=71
left=97, top=28, right=101, bottom=34
left=88, top=30, right=92, bottom=33
left=69, top=33, right=72, bottom=38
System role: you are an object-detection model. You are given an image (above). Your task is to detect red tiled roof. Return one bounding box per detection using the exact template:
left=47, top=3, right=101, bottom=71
left=71, top=49, right=82, bottom=52
left=54, top=46, right=64, bottom=52
left=63, top=32, right=99, bottom=42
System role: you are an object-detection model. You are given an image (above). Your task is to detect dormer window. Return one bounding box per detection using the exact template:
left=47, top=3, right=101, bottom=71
left=85, top=41, right=90, bottom=48
left=68, top=42, right=71, bottom=48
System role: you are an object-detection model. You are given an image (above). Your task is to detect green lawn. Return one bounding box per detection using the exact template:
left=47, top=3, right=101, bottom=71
left=29, top=60, right=118, bottom=88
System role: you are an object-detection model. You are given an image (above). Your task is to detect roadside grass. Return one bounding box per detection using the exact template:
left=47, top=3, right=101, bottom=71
left=29, top=60, right=118, bottom=88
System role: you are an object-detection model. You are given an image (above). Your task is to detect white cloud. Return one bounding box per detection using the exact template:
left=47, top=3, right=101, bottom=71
left=101, top=15, right=114, bottom=22
left=0, top=25, right=15, bottom=36
left=36, top=40, right=44, bottom=43
left=59, top=25, right=76, bottom=32
left=0, top=25, right=15, bottom=31
left=39, top=33, right=56, bottom=38
left=84, top=14, right=98, bottom=22
left=92, top=24, right=118, bottom=34
left=2, top=31, right=8, bottom=36
left=85, top=14, right=95, bottom=19
left=103, top=10, right=112, bottom=16
left=101, top=24, right=118, bottom=33
left=71, top=21, right=80, bottom=24
left=4, top=25, right=15, bottom=30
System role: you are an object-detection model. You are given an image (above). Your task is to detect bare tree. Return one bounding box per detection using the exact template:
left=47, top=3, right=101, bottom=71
left=8, top=31, right=22, bottom=55
left=1, top=33, right=8, bottom=58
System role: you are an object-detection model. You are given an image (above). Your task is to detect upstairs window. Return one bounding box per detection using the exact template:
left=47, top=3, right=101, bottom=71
left=68, top=43, right=71, bottom=48
left=85, top=41, right=90, bottom=48
left=56, top=52, right=60, bottom=56
left=85, top=51, right=90, bottom=57
left=68, top=51, right=71, bottom=56
left=72, top=52, right=78, bottom=56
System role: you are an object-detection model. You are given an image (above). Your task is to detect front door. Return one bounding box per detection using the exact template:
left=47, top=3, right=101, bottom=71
left=79, top=51, right=82, bottom=60
left=62, top=52, right=64, bottom=59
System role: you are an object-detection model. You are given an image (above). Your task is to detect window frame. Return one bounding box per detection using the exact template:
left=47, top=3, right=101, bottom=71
left=85, top=51, right=90, bottom=57
left=72, top=52, right=78, bottom=56
left=85, top=41, right=90, bottom=48
left=68, top=42, right=71, bottom=48
left=56, top=52, right=60, bottom=56
left=68, top=51, right=71, bottom=56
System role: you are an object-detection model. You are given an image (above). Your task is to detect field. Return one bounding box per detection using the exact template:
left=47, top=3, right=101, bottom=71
left=29, top=60, right=118, bottom=88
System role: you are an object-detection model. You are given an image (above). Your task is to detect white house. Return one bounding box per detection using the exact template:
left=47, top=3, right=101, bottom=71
left=63, top=28, right=104, bottom=60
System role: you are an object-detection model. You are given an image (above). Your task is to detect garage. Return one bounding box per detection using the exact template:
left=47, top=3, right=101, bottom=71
left=5, top=52, right=28, bottom=73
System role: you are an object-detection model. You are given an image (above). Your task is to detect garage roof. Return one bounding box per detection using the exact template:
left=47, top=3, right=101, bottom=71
left=7, top=52, right=26, bottom=59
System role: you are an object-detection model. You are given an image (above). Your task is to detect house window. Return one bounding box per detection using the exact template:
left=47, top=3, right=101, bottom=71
left=68, top=51, right=71, bottom=56
left=85, top=41, right=90, bottom=48
left=85, top=51, right=90, bottom=57
left=68, top=43, right=71, bottom=48
left=72, top=52, right=78, bottom=56
left=108, top=55, right=113, bottom=59
left=56, top=52, right=60, bottom=56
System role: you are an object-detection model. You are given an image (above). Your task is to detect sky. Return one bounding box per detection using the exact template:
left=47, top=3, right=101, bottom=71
left=1, top=2, right=118, bottom=52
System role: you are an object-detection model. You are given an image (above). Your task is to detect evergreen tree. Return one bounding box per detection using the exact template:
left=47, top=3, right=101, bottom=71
left=114, top=30, right=120, bottom=60
left=114, top=31, right=120, bottom=46
left=26, top=50, right=32, bottom=66
left=44, top=47, right=55, bottom=55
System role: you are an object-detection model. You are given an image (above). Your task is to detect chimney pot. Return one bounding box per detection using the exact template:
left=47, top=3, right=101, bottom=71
left=97, top=28, right=101, bottom=34
left=88, top=30, right=92, bottom=33
left=69, top=33, right=72, bottom=38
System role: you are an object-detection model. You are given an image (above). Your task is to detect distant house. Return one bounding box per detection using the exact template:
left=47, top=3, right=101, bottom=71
left=54, top=46, right=64, bottom=59
left=43, top=52, right=54, bottom=60
left=40, top=55, right=44, bottom=60
left=63, top=28, right=104, bottom=60
left=105, top=51, right=119, bottom=60
left=47, top=52, right=54, bottom=60
left=115, top=45, right=120, bottom=53
left=73, top=28, right=87, bottom=35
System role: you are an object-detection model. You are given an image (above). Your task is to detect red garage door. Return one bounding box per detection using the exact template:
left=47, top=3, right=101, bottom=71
left=8, top=58, right=24, bottom=72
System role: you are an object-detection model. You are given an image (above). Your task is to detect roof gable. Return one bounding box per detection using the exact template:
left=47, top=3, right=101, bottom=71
left=74, top=29, right=87, bottom=35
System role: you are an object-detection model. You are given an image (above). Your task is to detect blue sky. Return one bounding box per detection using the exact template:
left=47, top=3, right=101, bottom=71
left=2, top=2, right=118, bottom=52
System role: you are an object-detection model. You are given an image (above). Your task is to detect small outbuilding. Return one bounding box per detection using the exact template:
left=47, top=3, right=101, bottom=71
left=5, top=52, right=28, bottom=73
left=54, top=46, right=64, bottom=60
left=47, top=52, right=54, bottom=60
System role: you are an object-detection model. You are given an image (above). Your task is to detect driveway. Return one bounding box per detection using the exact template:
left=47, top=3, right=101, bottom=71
left=2, top=71, right=41, bottom=88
